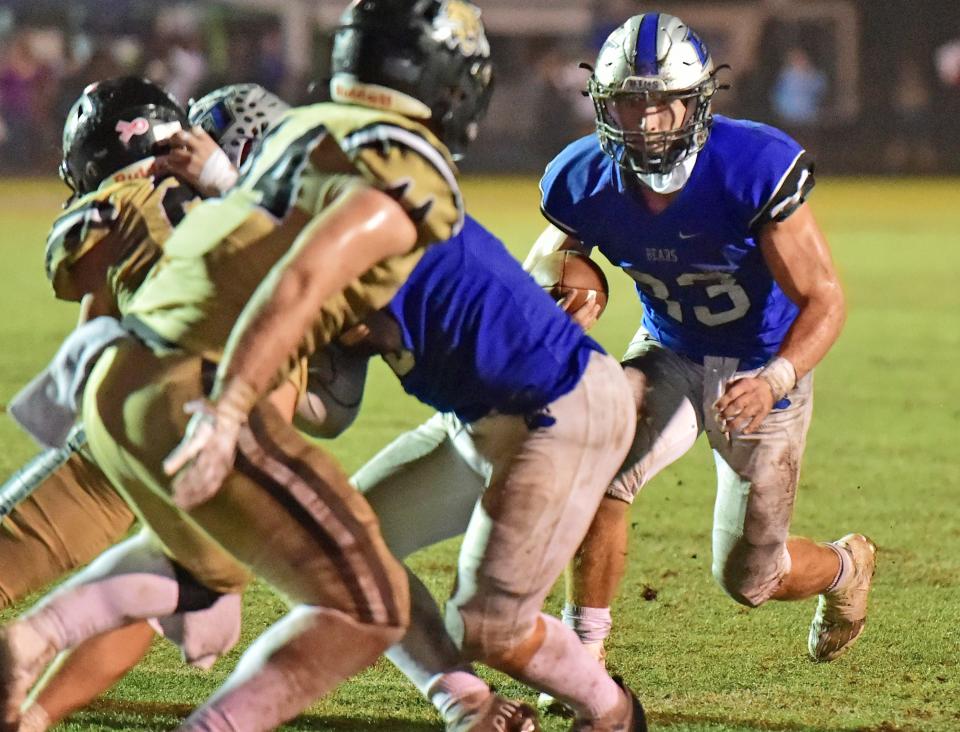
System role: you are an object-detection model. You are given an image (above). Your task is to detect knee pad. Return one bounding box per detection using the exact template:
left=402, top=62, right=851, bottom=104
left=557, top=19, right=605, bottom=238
left=712, top=539, right=791, bottom=608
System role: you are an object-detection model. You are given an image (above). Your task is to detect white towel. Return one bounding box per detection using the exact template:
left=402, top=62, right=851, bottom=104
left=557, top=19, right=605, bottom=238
left=9, top=317, right=130, bottom=448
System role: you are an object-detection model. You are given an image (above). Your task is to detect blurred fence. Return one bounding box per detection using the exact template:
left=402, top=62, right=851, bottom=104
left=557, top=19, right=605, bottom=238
left=1, top=0, right=959, bottom=177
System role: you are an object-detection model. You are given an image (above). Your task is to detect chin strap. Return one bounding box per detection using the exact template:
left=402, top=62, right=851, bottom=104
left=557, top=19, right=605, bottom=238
left=635, top=150, right=699, bottom=194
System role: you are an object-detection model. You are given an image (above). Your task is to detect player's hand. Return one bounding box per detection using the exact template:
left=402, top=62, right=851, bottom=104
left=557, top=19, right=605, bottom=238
left=560, top=295, right=602, bottom=331
left=163, top=399, right=243, bottom=510
left=155, top=127, right=237, bottom=196
left=713, top=376, right=775, bottom=435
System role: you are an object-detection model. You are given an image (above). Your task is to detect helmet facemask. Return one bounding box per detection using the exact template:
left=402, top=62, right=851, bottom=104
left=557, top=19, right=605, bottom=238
left=590, top=75, right=719, bottom=175
left=188, top=83, right=290, bottom=168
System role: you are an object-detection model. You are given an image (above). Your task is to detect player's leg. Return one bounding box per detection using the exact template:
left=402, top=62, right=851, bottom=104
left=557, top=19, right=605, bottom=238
left=176, top=402, right=409, bottom=731
left=561, top=334, right=702, bottom=658
left=0, top=445, right=135, bottom=609
left=15, top=562, right=243, bottom=731
left=355, top=413, right=523, bottom=730
left=705, top=363, right=876, bottom=660
left=79, top=341, right=409, bottom=730
left=0, top=528, right=231, bottom=728
left=19, top=622, right=156, bottom=732
left=446, top=352, right=642, bottom=729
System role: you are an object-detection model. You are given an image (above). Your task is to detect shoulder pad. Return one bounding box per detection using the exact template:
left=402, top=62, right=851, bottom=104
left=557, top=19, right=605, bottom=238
left=708, top=118, right=814, bottom=230
left=539, top=135, right=604, bottom=238
left=310, top=103, right=463, bottom=242
left=45, top=190, right=120, bottom=297
left=341, top=119, right=464, bottom=243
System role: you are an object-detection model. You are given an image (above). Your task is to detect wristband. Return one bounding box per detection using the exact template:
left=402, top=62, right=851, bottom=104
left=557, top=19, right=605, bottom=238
left=214, top=378, right=258, bottom=423
left=758, top=356, right=797, bottom=402
left=198, top=147, right=239, bottom=196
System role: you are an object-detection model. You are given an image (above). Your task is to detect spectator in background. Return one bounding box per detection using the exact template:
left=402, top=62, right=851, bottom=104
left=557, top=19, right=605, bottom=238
left=935, top=38, right=960, bottom=87
left=253, top=27, right=286, bottom=95
left=885, top=56, right=936, bottom=172
left=144, top=30, right=208, bottom=106
left=771, top=47, right=827, bottom=126
left=0, top=31, right=57, bottom=173
left=55, top=43, right=126, bottom=126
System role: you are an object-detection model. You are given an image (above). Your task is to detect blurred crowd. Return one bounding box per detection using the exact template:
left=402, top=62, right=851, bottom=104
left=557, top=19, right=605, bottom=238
left=1, top=0, right=959, bottom=177
left=0, top=3, right=302, bottom=176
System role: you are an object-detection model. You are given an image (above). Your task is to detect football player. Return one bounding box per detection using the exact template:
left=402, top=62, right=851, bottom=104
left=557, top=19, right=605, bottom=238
left=0, top=1, right=493, bottom=729
left=10, top=213, right=645, bottom=732
left=527, top=11, right=876, bottom=674
left=0, top=82, right=290, bottom=613
left=0, top=82, right=300, bottom=732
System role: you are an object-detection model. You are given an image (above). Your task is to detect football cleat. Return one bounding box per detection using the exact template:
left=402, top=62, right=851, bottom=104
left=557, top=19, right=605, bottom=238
left=570, top=677, right=647, bottom=732
left=0, top=623, right=56, bottom=732
left=448, top=693, right=541, bottom=732
left=538, top=641, right=606, bottom=713
left=808, top=533, right=878, bottom=662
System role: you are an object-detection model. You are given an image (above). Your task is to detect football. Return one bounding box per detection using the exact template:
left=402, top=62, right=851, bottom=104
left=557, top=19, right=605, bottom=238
left=528, top=249, right=609, bottom=317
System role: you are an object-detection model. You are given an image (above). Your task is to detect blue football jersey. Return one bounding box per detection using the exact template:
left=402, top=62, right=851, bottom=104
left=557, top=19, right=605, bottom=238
left=540, top=115, right=815, bottom=368
left=384, top=215, right=603, bottom=422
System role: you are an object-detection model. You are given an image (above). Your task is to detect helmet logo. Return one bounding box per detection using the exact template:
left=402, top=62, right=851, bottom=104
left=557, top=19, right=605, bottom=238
left=115, top=117, right=151, bottom=146
left=686, top=29, right=709, bottom=66
left=432, top=0, right=489, bottom=58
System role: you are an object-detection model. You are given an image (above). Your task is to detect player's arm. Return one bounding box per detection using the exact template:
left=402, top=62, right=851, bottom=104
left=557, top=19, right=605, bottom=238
left=523, top=223, right=602, bottom=329
left=760, top=202, right=846, bottom=378
left=162, top=184, right=418, bottom=503
left=716, top=202, right=845, bottom=433
left=522, top=222, right=589, bottom=269
left=214, top=184, right=417, bottom=409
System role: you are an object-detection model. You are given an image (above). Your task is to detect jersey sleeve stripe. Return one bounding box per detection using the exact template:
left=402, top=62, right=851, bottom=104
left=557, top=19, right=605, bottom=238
left=341, top=124, right=464, bottom=232
left=768, top=166, right=812, bottom=221
left=539, top=205, right=580, bottom=239
left=46, top=205, right=111, bottom=251
left=748, top=150, right=815, bottom=231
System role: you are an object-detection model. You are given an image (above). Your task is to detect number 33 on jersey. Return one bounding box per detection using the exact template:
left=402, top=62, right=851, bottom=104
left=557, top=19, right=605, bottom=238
left=541, top=115, right=815, bottom=368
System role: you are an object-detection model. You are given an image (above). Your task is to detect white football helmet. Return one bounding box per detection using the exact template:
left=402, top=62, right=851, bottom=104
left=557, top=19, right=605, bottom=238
left=187, top=83, right=289, bottom=167
left=588, top=13, right=721, bottom=175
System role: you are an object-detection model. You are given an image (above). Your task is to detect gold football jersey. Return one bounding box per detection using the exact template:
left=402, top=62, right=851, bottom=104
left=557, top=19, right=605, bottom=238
left=124, top=102, right=463, bottom=362
left=44, top=169, right=199, bottom=312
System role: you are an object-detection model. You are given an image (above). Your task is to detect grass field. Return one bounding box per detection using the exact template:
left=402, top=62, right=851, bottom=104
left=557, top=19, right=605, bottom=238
left=0, top=176, right=958, bottom=731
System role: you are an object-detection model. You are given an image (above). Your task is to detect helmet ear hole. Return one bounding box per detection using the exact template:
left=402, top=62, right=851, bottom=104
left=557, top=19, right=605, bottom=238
left=83, top=161, right=100, bottom=191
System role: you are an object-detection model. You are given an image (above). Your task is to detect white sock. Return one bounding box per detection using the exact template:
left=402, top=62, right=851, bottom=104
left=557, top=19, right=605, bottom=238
left=386, top=571, right=490, bottom=724
left=516, top=614, right=623, bottom=721
left=562, top=604, right=612, bottom=645
left=825, top=542, right=853, bottom=593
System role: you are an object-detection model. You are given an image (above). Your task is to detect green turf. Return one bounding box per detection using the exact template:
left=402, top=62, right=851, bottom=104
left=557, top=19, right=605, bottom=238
left=1, top=177, right=958, bottom=731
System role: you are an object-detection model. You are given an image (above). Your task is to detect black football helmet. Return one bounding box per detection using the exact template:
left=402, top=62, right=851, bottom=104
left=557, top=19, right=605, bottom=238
left=330, top=0, right=493, bottom=159
left=60, top=77, right=188, bottom=196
